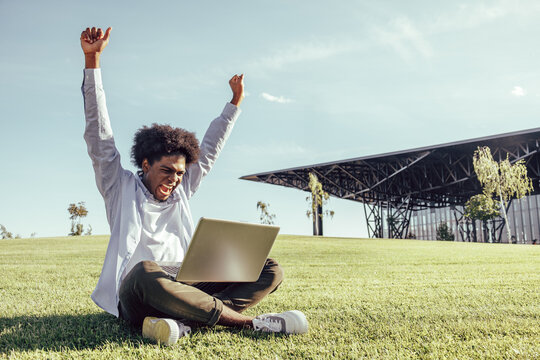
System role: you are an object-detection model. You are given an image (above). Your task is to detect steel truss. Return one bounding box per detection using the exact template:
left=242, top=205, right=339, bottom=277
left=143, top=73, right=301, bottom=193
left=241, top=128, right=540, bottom=239
left=453, top=205, right=508, bottom=243
left=363, top=201, right=382, bottom=238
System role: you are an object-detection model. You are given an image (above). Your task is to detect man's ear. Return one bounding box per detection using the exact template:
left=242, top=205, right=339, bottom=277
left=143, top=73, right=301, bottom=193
left=142, top=159, right=150, bottom=173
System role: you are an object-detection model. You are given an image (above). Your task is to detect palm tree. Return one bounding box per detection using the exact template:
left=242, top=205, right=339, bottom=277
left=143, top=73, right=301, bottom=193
left=68, top=202, right=88, bottom=236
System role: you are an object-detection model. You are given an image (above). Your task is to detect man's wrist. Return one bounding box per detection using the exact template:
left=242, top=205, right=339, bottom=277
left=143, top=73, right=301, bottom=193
left=85, top=53, right=101, bottom=69
left=231, top=94, right=244, bottom=107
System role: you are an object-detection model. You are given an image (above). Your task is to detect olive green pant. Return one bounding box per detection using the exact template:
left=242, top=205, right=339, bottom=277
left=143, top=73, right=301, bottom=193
left=118, top=259, right=283, bottom=328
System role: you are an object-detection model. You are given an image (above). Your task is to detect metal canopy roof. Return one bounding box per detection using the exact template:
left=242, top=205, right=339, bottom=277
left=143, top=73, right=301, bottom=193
left=240, top=127, right=540, bottom=210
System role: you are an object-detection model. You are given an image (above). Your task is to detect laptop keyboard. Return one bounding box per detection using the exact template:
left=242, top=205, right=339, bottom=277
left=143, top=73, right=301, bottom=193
left=160, top=265, right=180, bottom=278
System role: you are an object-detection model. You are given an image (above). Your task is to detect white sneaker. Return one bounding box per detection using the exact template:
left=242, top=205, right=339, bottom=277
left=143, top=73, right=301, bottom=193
left=142, top=317, right=191, bottom=345
left=252, top=310, right=308, bottom=334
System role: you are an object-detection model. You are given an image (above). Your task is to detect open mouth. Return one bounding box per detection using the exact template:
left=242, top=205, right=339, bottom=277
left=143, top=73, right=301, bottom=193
left=157, top=184, right=174, bottom=198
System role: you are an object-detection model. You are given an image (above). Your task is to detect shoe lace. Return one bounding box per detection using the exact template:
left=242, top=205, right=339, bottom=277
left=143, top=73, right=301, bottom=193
left=175, top=321, right=191, bottom=336
left=257, top=316, right=283, bottom=332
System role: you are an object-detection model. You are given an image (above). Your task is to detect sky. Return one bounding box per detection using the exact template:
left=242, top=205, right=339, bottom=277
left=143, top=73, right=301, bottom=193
left=1, top=0, right=540, bottom=238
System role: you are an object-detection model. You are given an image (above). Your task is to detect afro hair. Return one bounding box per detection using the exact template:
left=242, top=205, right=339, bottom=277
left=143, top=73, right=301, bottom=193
left=131, top=123, right=200, bottom=168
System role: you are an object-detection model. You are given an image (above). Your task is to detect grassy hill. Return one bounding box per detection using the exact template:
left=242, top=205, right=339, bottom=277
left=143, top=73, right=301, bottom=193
left=1, top=235, right=538, bottom=359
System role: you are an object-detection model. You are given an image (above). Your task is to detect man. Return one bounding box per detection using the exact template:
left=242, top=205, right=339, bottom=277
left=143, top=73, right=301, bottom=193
left=80, top=27, right=308, bottom=345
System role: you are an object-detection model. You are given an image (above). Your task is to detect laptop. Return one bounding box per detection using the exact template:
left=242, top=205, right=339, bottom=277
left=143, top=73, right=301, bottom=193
left=159, top=217, right=280, bottom=282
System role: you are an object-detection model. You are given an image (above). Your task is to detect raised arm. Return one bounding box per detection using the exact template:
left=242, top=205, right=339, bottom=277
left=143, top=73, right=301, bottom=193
left=182, top=74, right=244, bottom=198
left=81, top=26, right=122, bottom=224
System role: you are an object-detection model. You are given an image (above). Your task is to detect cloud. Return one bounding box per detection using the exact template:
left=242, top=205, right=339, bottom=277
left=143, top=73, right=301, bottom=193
left=511, top=86, right=526, bottom=97
left=374, top=16, right=433, bottom=61
left=234, top=142, right=307, bottom=156
left=367, top=1, right=540, bottom=64
left=261, top=92, right=294, bottom=104
left=456, top=3, right=508, bottom=25
left=252, top=40, right=359, bottom=70
left=430, top=1, right=540, bottom=32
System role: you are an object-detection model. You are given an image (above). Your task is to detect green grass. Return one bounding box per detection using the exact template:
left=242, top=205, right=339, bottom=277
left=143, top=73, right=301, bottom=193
left=1, top=235, right=538, bottom=359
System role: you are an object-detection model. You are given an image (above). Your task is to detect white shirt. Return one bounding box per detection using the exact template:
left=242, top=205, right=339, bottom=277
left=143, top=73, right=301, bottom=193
left=82, top=69, right=240, bottom=316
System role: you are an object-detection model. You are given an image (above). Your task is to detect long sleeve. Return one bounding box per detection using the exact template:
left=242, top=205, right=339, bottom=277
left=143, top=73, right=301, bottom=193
left=182, top=102, right=241, bottom=198
left=82, top=69, right=123, bottom=224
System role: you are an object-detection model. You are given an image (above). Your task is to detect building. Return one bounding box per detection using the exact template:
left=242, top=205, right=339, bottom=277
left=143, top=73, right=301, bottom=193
left=240, top=128, right=540, bottom=243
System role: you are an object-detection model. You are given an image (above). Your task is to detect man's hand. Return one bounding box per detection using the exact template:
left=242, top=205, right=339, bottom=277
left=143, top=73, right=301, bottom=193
left=229, top=74, right=245, bottom=107
left=81, top=27, right=112, bottom=69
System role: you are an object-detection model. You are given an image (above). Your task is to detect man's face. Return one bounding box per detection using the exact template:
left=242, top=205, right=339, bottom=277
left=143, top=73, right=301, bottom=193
left=141, top=154, right=186, bottom=201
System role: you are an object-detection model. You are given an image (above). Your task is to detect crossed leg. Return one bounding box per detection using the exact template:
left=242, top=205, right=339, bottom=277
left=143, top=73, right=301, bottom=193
left=118, top=259, right=284, bottom=329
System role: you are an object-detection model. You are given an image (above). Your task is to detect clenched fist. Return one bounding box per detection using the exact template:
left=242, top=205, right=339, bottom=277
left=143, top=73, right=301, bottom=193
left=229, top=74, right=245, bottom=107
left=81, top=26, right=112, bottom=68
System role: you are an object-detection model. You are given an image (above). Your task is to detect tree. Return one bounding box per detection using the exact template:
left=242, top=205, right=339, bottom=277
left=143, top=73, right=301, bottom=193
left=473, top=146, right=533, bottom=242
left=464, top=193, right=501, bottom=242
left=305, top=173, right=334, bottom=235
left=256, top=201, right=276, bottom=225
left=68, top=202, right=89, bottom=236
left=436, top=222, right=455, bottom=241
left=0, top=224, right=13, bottom=239
left=464, top=194, right=500, bottom=222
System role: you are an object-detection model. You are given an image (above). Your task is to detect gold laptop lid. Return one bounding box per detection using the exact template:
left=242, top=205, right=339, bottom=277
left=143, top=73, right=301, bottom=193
left=176, top=218, right=280, bottom=282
